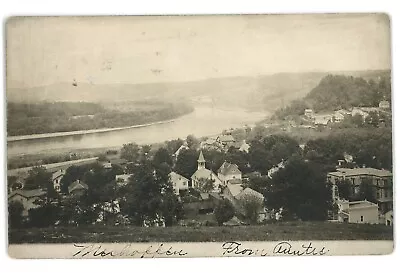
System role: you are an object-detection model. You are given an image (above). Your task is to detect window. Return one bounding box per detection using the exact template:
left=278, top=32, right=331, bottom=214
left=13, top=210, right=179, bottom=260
left=183, top=181, right=187, bottom=186
left=360, top=216, right=364, bottom=222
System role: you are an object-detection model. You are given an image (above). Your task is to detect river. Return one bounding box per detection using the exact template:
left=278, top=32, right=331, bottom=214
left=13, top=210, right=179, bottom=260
left=7, top=106, right=267, bottom=157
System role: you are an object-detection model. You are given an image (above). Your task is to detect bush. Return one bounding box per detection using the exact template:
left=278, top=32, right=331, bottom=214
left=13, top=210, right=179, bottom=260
left=214, top=198, right=235, bottom=226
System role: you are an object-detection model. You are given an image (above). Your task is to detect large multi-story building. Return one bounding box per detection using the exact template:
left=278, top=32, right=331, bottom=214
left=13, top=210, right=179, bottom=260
left=327, top=167, right=393, bottom=213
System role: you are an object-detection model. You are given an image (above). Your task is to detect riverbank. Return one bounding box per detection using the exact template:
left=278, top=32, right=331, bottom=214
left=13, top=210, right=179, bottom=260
left=7, top=119, right=177, bottom=142
left=7, top=157, right=99, bottom=177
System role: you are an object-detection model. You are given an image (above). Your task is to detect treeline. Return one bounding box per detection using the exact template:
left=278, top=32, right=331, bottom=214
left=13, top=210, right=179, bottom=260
left=274, top=74, right=391, bottom=119
left=7, top=101, right=194, bottom=136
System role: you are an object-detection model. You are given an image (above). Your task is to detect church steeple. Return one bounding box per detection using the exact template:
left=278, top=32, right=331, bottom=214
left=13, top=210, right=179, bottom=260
left=197, top=150, right=206, bottom=170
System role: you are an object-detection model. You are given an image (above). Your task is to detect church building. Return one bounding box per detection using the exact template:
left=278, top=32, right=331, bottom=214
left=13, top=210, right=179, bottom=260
left=191, top=151, right=223, bottom=192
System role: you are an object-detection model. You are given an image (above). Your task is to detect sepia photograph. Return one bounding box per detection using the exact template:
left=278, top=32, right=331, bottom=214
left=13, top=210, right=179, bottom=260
left=5, top=13, right=393, bottom=258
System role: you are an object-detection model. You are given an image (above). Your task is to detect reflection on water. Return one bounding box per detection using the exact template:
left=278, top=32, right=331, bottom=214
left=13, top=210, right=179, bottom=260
left=7, top=107, right=267, bottom=156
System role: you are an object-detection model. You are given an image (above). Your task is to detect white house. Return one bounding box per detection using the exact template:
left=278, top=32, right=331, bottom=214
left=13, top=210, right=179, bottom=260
left=239, top=140, right=250, bottom=153
left=267, top=160, right=285, bottom=179
left=116, top=174, right=132, bottom=186
left=337, top=199, right=379, bottom=224
left=51, top=169, right=65, bottom=193
left=304, top=109, right=314, bottom=118
left=216, top=134, right=235, bottom=148
left=191, top=151, right=222, bottom=192
left=217, top=161, right=242, bottom=185
left=313, top=114, right=333, bottom=126
left=169, top=171, right=189, bottom=194
left=384, top=210, right=393, bottom=226
left=8, top=189, right=47, bottom=216
left=379, top=100, right=390, bottom=109
left=173, top=144, right=189, bottom=160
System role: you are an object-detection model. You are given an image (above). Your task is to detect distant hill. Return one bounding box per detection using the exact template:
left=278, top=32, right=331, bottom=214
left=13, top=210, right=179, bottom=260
left=273, top=70, right=391, bottom=119
left=7, top=70, right=390, bottom=111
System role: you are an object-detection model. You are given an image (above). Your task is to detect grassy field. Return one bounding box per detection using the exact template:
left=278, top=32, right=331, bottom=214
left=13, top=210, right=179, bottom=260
left=9, top=222, right=393, bottom=244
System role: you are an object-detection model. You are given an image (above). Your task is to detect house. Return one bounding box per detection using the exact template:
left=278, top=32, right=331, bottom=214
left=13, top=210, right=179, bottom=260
left=223, top=185, right=266, bottom=223
left=238, top=140, right=250, bottom=153
left=333, top=109, right=351, bottom=123
left=217, top=161, right=242, bottom=185
left=216, top=134, right=235, bottom=148
left=337, top=199, right=379, bottom=224
left=115, top=174, right=132, bottom=186
left=191, top=151, right=223, bottom=192
left=68, top=180, right=89, bottom=196
left=173, top=144, right=189, bottom=160
left=304, top=109, right=314, bottom=118
left=51, top=169, right=65, bottom=193
left=327, top=167, right=393, bottom=213
left=351, top=108, right=369, bottom=120
left=169, top=171, right=189, bottom=194
left=8, top=189, right=47, bottom=216
left=200, top=137, right=220, bottom=150
left=102, top=161, right=112, bottom=169
left=384, top=210, right=393, bottom=226
left=333, top=112, right=344, bottom=123
left=267, top=160, right=285, bottom=179
left=379, top=100, right=390, bottom=109
left=313, top=114, right=333, bottom=126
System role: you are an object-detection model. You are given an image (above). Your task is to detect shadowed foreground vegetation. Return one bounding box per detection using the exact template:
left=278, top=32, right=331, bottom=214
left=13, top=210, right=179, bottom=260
left=9, top=222, right=393, bottom=244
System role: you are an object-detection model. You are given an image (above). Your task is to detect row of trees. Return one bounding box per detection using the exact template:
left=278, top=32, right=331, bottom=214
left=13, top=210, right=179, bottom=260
left=8, top=101, right=194, bottom=136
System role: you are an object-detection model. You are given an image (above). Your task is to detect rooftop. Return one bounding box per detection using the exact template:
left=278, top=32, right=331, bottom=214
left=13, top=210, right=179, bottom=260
left=8, top=189, right=47, bottom=199
left=68, top=180, right=88, bottom=194
left=218, top=135, right=235, bottom=142
left=328, top=168, right=392, bottom=177
left=169, top=171, right=189, bottom=182
left=226, top=183, right=243, bottom=197
left=218, top=161, right=241, bottom=176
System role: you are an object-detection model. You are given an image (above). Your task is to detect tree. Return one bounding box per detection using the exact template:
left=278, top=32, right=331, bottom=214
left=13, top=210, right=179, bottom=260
left=265, top=156, right=332, bottom=221
left=357, top=178, right=376, bottom=203
left=186, top=135, right=199, bottom=150
left=237, top=192, right=264, bottom=224
left=60, top=165, right=92, bottom=194
left=243, top=173, right=270, bottom=194
left=120, top=143, right=140, bottom=162
left=336, top=179, right=352, bottom=200
left=161, top=189, right=180, bottom=227
left=141, top=145, right=152, bottom=161
left=28, top=203, right=60, bottom=228
left=8, top=176, right=22, bottom=193
left=24, top=166, right=56, bottom=198
left=174, top=149, right=198, bottom=178
left=248, top=140, right=271, bottom=174
left=195, top=178, right=215, bottom=193
left=365, top=112, right=380, bottom=127
left=165, top=138, right=184, bottom=154
left=225, top=147, right=251, bottom=173
left=153, top=147, right=173, bottom=167
left=351, top=114, right=364, bottom=128
left=121, top=162, right=164, bottom=225
left=8, top=201, right=24, bottom=228
left=214, top=198, right=235, bottom=225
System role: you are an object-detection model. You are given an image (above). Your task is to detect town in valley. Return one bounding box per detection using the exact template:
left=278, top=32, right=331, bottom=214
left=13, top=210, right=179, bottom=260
left=6, top=15, right=393, bottom=245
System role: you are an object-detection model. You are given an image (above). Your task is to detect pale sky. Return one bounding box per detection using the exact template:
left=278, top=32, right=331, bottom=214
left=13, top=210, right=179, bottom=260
left=6, top=14, right=391, bottom=88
